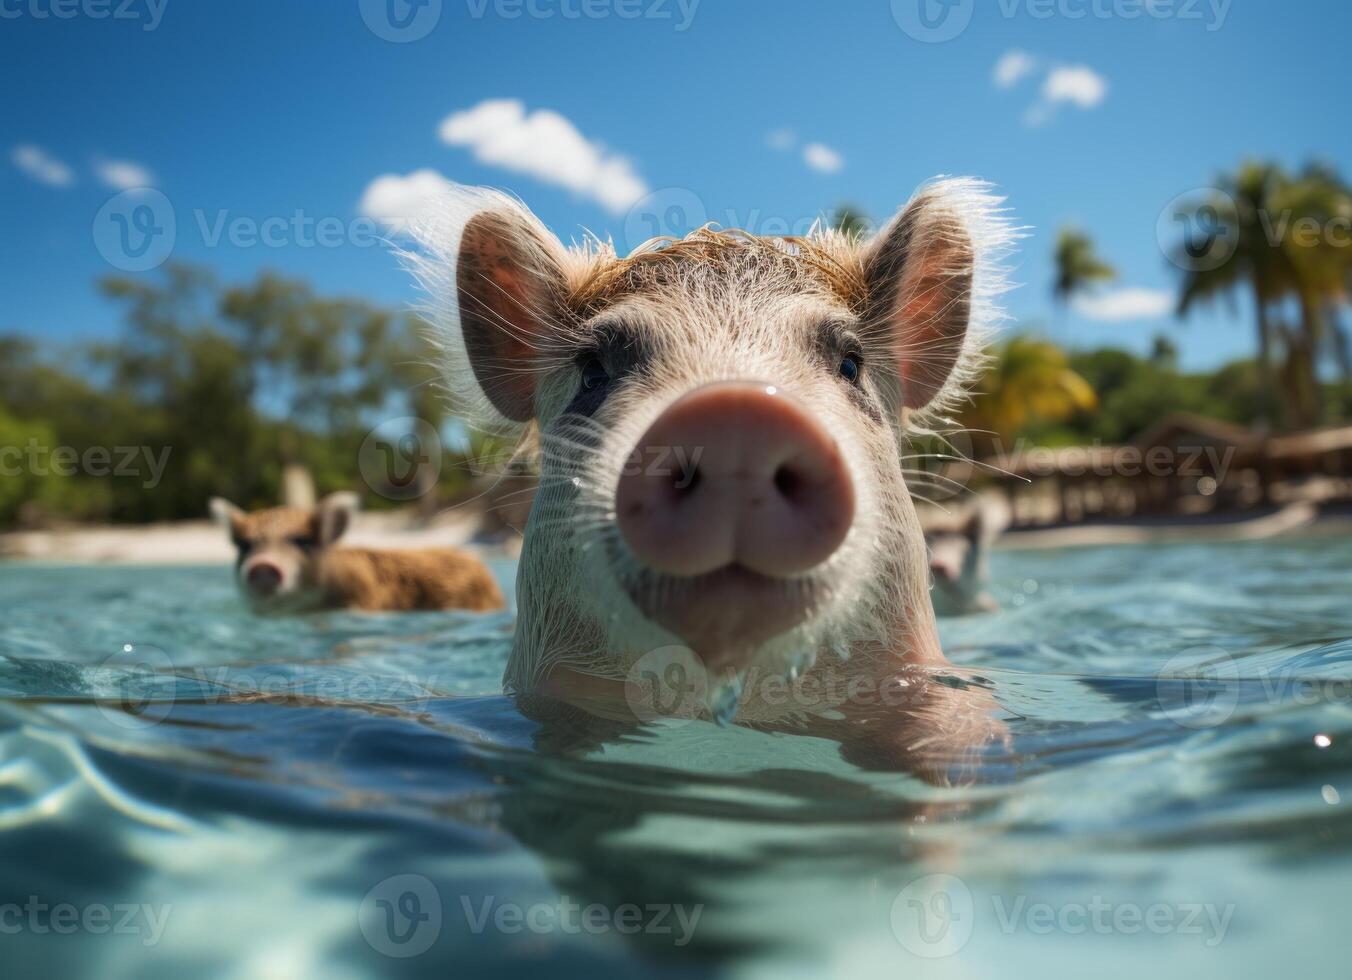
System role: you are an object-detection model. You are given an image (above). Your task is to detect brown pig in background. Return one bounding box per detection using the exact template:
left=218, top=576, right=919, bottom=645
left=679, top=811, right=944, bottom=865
left=209, top=492, right=504, bottom=613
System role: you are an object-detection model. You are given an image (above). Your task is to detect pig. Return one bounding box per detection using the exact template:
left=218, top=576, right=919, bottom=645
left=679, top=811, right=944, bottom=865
left=926, top=498, right=1008, bottom=616
left=406, top=178, right=1014, bottom=749
left=208, top=492, right=505, bottom=613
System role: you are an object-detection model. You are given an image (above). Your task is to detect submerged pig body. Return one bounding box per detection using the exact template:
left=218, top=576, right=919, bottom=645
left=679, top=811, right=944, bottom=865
left=411, top=179, right=1013, bottom=728
left=210, top=493, right=504, bottom=613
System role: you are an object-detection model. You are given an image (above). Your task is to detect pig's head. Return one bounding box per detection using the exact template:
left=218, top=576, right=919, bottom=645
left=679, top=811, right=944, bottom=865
left=926, top=500, right=1006, bottom=617
left=410, top=180, right=1012, bottom=705
left=209, top=493, right=358, bottom=610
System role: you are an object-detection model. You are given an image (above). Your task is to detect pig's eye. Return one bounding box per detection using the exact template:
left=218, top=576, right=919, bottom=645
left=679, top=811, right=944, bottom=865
left=838, top=353, right=862, bottom=385
left=289, top=535, right=316, bottom=552
left=579, top=357, right=610, bottom=392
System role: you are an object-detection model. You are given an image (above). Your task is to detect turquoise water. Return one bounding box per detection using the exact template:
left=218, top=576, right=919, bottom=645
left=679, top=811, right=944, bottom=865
left=2, top=538, right=1351, bottom=978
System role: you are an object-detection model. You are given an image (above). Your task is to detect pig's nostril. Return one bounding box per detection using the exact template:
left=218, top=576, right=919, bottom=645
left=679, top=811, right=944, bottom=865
left=674, top=465, right=701, bottom=497
left=772, top=464, right=801, bottom=501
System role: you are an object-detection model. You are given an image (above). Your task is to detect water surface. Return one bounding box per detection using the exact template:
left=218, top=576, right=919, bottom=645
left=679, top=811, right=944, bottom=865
left=2, top=538, right=1350, bottom=978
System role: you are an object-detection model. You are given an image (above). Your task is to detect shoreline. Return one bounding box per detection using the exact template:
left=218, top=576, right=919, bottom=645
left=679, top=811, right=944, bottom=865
left=0, top=509, right=503, bottom=566
left=3, top=503, right=1349, bottom=564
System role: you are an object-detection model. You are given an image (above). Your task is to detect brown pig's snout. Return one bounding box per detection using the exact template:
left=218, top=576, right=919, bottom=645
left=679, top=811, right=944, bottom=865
left=244, top=559, right=284, bottom=596
left=615, top=383, right=855, bottom=579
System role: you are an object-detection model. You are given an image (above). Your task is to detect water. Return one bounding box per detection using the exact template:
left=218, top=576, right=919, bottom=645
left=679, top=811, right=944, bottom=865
left=2, top=538, right=1351, bottom=979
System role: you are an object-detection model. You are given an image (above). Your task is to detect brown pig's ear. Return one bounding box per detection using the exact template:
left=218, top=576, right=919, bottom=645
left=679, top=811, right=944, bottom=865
left=407, top=188, right=573, bottom=427
left=862, top=179, right=1016, bottom=416
left=208, top=497, right=243, bottom=528
left=315, top=492, right=359, bottom=546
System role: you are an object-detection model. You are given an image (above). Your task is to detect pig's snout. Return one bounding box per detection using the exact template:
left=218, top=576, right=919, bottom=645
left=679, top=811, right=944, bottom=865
left=245, top=560, right=284, bottom=597
left=616, top=383, right=855, bottom=580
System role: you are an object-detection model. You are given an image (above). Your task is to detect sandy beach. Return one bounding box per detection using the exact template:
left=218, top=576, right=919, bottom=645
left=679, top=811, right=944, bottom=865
left=0, top=507, right=502, bottom=565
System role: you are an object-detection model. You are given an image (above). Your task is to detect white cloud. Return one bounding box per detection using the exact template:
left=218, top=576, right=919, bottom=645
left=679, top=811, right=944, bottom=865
left=1042, top=65, right=1109, bottom=109
left=766, top=128, right=796, bottom=151
left=358, top=168, right=455, bottom=231
left=994, top=49, right=1037, bottom=89
left=1072, top=287, right=1173, bottom=322
left=802, top=142, right=844, bottom=174
left=438, top=99, right=647, bottom=214
left=12, top=144, right=75, bottom=187
left=95, top=158, right=155, bottom=190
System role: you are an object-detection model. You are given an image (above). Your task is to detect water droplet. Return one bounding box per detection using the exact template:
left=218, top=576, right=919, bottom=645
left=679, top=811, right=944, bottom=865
left=787, top=649, right=817, bottom=682
left=764, top=385, right=778, bottom=397
left=1322, top=785, right=1341, bottom=805
left=570, top=477, right=584, bottom=489
left=1022, top=579, right=1039, bottom=594
left=122, top=643, right=133, bottom=653
left=708, top=673, right=743, bottom=726
left=1315, top=733, right=1333, bottom=748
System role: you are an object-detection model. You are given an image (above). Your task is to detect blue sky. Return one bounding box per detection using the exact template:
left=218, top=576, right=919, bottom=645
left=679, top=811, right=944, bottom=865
left=3, top=0, right=1348, bottom=370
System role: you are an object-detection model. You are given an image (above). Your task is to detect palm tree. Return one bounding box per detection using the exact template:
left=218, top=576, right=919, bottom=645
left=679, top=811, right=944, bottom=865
left=1174, top=163, right=1290, bottom=425
left=1174, top=161, right=1352, bottom=428
left=1272, top=164, right=1352, bottom=419
left=1052, top=228, right=1115, bottom=346
left=1053, top=228, right=1116, bottom=307
left=961, top=335, right=1098, bottom=453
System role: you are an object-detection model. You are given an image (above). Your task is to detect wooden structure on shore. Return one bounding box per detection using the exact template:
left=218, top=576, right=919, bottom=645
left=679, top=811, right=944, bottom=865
left=985, top=413, right=1352, bottom=528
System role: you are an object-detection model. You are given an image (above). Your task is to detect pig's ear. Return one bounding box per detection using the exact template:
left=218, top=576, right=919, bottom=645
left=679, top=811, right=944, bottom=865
left=862, top=179, right=1016, bottom=416
left=208, top=497, right=243, bottom=528
left=406, top=188, right=574, bottom=426
left=316, top=492, right=359, bottom=546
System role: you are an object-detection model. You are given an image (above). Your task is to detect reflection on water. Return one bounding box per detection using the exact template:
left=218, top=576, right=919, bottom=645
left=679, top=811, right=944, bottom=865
left=2, top=537, right=1351, bottom=978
